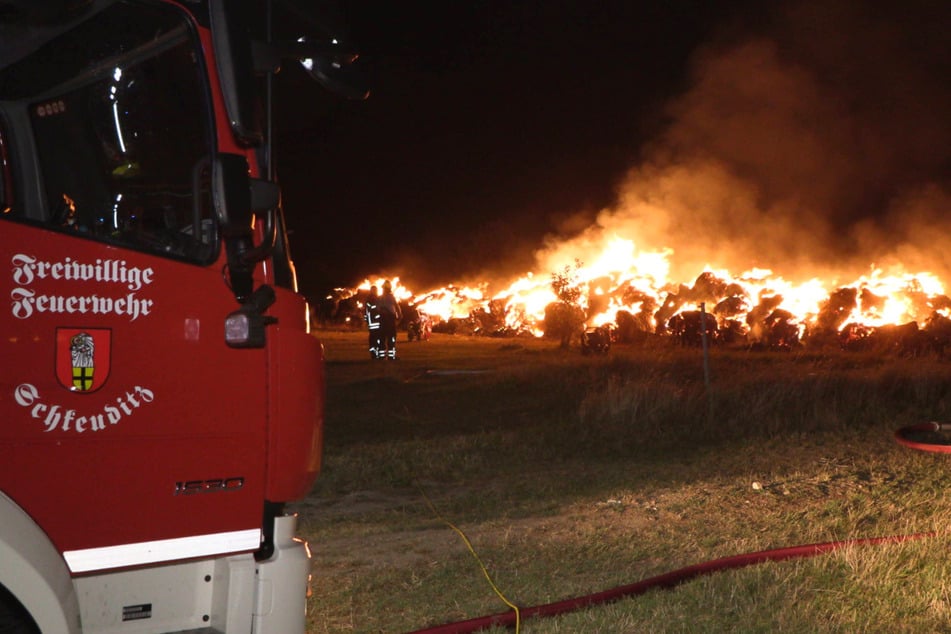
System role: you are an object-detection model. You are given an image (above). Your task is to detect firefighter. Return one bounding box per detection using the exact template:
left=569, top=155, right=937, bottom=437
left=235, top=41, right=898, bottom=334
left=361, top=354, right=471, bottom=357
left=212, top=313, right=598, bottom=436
left=379, top=280, right=402, bottom=360
left=364, top=285, right=383, bottom=359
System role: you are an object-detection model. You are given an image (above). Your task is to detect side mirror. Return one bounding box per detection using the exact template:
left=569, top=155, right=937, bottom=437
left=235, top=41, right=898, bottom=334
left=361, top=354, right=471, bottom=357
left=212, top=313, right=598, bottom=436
left=213, top=154, right=279, bottom=302
left=296, top=39, right=370, bottom=101
left=212, top=153, right=253, bottom=239
left=212, top=153, right=254, bottom=301
left=213, top=155, right=280, bottom=344
left=243, top=178, right=280, bottom=264
left=252, top=38, right=370, bottom=101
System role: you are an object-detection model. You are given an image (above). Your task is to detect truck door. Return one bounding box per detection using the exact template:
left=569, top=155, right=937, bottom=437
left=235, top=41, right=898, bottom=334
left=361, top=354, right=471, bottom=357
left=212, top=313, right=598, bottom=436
left=0, top=1, right=268, bottom=573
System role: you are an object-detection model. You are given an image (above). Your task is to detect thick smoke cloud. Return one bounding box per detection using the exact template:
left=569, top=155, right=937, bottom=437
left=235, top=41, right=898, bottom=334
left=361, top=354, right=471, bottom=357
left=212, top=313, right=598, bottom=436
left=535, top=0, right=951, bottom=285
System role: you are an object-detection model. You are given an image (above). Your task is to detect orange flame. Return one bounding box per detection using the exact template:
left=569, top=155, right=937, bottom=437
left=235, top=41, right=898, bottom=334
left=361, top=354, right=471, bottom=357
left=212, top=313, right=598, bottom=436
left=341, top=239, right=950, bottom=343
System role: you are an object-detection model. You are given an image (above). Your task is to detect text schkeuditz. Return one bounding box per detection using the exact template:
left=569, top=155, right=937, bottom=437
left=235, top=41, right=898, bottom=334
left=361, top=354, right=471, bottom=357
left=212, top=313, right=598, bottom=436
left=10, top=254, right=155, bottom=321
left=14, top=383, right=155, bottom=433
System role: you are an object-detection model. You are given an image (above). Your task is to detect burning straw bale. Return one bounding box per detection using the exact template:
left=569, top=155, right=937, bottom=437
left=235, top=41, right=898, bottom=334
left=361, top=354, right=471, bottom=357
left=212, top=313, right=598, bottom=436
left=815, top=287, right=858, bottom=334
left=713, top=295, right=748, bottom=319
left=839, top=315, right=951, bottom=357
left=654, top=287, right=689, bottom=330
left=690, top=271, right=732, bottom=304
left=432, top=317, right=475, bottom=336
left=718, top=319, right=748, bottom=345
left=666, top=310, right=720, bottom=348
left=337, top=256, right=951, bottom=354
left=865, top=322, right=930, bottom=357
left=469, top=301, right=507, bottom=336
left=620, top=289, right=658, bottom=329
left=614, top=310, right=651, bottom=344
left=746, top=296, right=783, bottom=342
left=925, top=312, right=951, bottom=349
left=745, top=305, right=800, bottom=351
left=761, top=309, right=800, bottom=350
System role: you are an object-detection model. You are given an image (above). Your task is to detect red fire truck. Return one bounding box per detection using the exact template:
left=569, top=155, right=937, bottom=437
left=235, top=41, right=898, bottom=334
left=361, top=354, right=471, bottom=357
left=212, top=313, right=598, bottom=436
left=0, top=1, right=364, bottom=631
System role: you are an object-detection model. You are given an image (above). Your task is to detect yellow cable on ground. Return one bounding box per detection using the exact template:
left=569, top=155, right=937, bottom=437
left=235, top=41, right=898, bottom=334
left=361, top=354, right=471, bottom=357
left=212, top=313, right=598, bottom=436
left=417, top=485, right=521, bottom=633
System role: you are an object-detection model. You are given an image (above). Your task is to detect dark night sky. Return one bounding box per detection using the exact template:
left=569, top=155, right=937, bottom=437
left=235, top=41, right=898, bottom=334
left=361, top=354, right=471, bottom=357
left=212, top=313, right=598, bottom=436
left=273, top=0, right=950, bottom=301
left=274, top=1, right=758, bottom=297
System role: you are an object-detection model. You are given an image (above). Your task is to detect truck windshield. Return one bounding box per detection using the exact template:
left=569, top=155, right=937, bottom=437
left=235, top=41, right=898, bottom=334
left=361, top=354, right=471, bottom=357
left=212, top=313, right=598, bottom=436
left=0, top=1, right=217, bottom=263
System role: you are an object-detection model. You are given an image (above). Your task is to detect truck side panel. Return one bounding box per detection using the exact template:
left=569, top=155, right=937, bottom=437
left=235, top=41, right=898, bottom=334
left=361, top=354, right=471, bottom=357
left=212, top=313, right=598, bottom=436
left=1, top=224, right=268, bottom=565
left=265, top=290, right=325, bottom=501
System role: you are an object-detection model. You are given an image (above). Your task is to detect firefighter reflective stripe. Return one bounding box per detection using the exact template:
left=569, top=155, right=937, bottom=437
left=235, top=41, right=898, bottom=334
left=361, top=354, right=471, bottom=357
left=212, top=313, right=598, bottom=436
left=62, top=528, right=261, bottom=573
left=365, top=304, right=381, bottom=329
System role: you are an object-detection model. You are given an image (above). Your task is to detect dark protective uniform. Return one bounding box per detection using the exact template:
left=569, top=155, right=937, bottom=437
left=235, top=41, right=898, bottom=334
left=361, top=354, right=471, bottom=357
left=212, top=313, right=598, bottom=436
left=364, top=287, right=383, bottom=359
left=379, top=281, right=402, bottom=359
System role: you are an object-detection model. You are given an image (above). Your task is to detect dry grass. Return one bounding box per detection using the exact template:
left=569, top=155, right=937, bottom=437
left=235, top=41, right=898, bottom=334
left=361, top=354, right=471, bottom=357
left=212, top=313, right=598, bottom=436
left=295, top=330, right=951, bottom=633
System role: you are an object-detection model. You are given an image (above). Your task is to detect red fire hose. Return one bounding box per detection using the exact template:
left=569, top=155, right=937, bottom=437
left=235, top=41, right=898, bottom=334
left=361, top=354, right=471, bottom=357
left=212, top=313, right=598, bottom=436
left=894, top=421, right=951, bottom=454
left=408, top=423, right=951, bottom=634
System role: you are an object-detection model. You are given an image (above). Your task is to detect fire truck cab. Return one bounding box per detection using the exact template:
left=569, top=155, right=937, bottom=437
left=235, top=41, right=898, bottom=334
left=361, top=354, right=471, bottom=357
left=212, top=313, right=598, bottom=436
left=0, top=1, right=362, bottom=632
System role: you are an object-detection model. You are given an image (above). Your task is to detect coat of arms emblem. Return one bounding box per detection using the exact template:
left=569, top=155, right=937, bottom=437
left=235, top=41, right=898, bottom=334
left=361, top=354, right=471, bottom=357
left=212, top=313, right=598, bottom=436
left=56, top=328, right=111, bottom=392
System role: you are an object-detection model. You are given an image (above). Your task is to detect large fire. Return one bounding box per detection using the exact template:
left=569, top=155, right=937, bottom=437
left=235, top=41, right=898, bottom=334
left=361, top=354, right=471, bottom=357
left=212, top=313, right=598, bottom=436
left=315, top=0, right=951, bottom=354
left=331, top=235, right=951, bottom=351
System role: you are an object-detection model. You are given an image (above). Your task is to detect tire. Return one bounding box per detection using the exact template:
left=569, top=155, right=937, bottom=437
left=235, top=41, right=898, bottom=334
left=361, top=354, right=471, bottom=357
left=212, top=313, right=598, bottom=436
left=0, top=586, right=39, bottom=634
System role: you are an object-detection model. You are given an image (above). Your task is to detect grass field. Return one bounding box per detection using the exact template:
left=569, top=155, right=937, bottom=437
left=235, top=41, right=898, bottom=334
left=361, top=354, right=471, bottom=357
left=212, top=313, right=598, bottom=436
left=295, top=329, right=951, bottom=633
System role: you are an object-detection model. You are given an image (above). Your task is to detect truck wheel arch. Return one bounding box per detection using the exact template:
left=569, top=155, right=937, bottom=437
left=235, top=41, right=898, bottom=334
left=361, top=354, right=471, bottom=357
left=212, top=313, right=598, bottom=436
left=0, top=493, right=81, bottom=634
